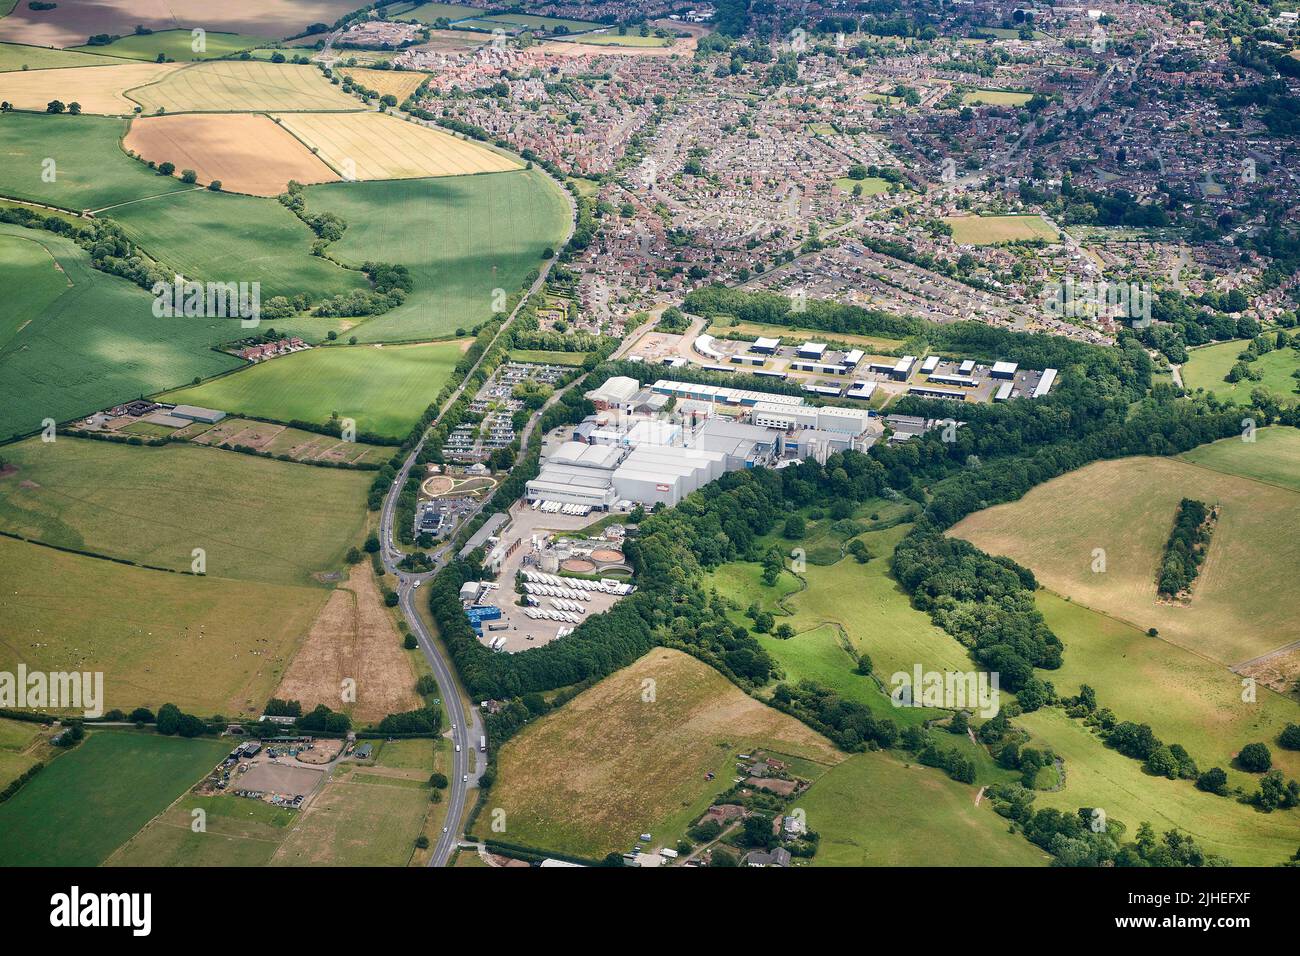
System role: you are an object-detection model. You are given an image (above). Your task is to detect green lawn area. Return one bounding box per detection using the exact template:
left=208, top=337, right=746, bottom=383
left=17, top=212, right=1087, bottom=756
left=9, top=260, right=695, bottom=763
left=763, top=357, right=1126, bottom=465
left=108, top=794, right=297, bottom=866
left=374, top=738, right=437, bottom=771
left=159, top=339, right=467, bottom=439
left=1017, top=708, right=1300, bottom=866
left=107, top=187, right=367, bottom=300
left=1035, top=591, right=1300, bottom=790
left=0, top=437, right=370, bottom=586
left=305, top=169, right=571, bottom=342
left=0, top=233, right=69, bottom=350
left=798, top=750, right=1049, bottom=866
left=961, top=89, right=1032, bottom=107
left=559, top=32, right=673, bottom=46
left=0, top=731, right=229, bottom=866
left=508, top=348, right=587, bottom=366
left=69, top=30, right=271, bottom=62
left=0, top=113, right=191, bottom=211
left=396, top=2, right=486, bottom=22
left=0, top=41, right=122, bottom=70
left=944, top=214, right=1058, bottom=245
left=0, top=221, right=244, bottom=443
left=1179, top=426, right=1300, bottom=494
left=1181, top=339, right=1300, bottom=406
left=834, top=176, right=890, bottom=196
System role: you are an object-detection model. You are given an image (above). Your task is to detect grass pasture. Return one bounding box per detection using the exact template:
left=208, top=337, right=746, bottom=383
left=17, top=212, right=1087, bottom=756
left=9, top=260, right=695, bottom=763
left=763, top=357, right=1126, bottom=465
left=0, top=437, right=370, bottom=586
left=1179, top=426, right=1300, bottom=493
left=127, top=60, right=360, bottom=113
left=1036, top=591, right=1300, bottom=790
left=0, top=113, right=191, bottom=211
left=1182, top=339, right=1300, bottom=406
left=0, top=535, right=331, bottom=714
left=305, top=170, right=570, bottom=341
left=70, top=30, right=271, bottom=62
left=159, top=340, right=467, bottom=438
left=271, top=767, right=430, bottom=866
left=123, top=113, right=340, bottom=196
left=0, top=41, right=122, bottom=71
left=0, top=731, right=229, bottom=867
left=944, top=214, right=1058, bottom=245
left=479, top=648, right=843, bottom=858
left=507, top=348, right=587, bottom=366
left=273, top=111, right=520, bottom=181
left=0, top=60, right=182, bottom=113
left=950, top=454, right=1300, bottom=668
left=799, top=750, right=1049, bottom=866
left=1018, top=708, right=1300, bottom=866
left=106, top=187, right=366, bottom=298
left=108, top=794, right=296, bottom=866
left=0, top=232, right=68, bottom=350
left=395, top=3, right=486, bottom=23
left=0, top=222, right=244, bottom=442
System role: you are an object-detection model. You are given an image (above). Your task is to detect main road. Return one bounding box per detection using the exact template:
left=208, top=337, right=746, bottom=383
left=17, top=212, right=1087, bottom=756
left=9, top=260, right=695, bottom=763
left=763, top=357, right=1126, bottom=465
left=377, top=178, right=576, bottom=868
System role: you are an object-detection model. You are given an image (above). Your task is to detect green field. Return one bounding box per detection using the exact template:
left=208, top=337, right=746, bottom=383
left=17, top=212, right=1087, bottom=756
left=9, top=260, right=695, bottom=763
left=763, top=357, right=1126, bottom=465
left=1182, top=339, right=1300, bottom=405
left=1179, top=426, right=1300, bottom=493
left=952, top=454, right=1300, bottom=668
left=834, top=176, right=890, bottom=196
left=108, top=794, right=297, bottom=866
left=0, top=221, right=244, bottom=443
left=270, top=768, right=431, bottom=866
left=106, top=187, right=366, bottom=300
left=507, top=348, right=587, bottom=366
left=159, top=340, right=467, bottom=438
left=0, top=731, right=229, bottom=866
left=396, top=2, right=485, bottom=22
left=798, top=750, right=1049, bottom=866
left=961, top=89, right=1032, bottom=106
left=480, top=648, right=843, bottom=858
left=1036, top=591, right=1300, bottom=790
left=69, top=30, right=271, bottom=62
left=706, top=317, right=906, bottom=352
left=304, top=169, right=570, bottom=341
left=0, top=232, right=68, bottom=349
left=0, top=112, right=190, bottom=211
left=1018, top=709, right=1300, bottom=866
left=0, top=535, right=331, bottom=714
left=944, top=214, right=1058, bottom=244
left=0, top=437, right=369, bottom=585
left=455, top=13, right=600, bottom=33
left=0, top=41, right=121, bottom=71
left=0, top=717, right=44, bottom=789
left=559, top=32, right=673, bottom=47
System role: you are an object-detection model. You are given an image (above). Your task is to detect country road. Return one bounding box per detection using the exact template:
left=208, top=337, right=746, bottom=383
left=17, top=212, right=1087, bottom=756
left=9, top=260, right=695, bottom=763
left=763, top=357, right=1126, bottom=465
left=377, top=172, right=577, bottom=868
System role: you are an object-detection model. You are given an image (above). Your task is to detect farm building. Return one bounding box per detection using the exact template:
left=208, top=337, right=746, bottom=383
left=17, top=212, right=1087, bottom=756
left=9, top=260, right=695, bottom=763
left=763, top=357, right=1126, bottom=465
left=169, top=404, right=226, bottom=424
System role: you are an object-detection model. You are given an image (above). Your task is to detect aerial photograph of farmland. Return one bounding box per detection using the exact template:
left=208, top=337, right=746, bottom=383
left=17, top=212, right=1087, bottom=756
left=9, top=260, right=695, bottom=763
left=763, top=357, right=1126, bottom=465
left=0, top=0, right=1297, bottom=936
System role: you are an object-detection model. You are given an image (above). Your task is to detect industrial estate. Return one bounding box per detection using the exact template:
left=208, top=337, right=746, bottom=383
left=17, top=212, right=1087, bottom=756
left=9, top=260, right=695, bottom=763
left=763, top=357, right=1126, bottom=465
left=0, top=0, right=1298, bottom=903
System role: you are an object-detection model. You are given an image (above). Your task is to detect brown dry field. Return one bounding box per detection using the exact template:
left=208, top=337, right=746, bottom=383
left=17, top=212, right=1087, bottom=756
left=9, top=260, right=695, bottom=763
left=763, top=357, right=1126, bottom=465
left=484, top=648, right=843, bottom=856
left=274, top=566, right=419, bottom=723
left=338, top=67, right=425, bottom=101
left=123, top=113, right=338, bottom=195
left=1238, top=645, right=1300, bottom=696
left=951, top=456, right=1300, bottom=667
left=272, top=110, right=520, bottom=180
left=0, top=0, right=362, bottom=48
left=0, top=61, right=182, bottom=113
left=129, top=61, right=359, bottom=113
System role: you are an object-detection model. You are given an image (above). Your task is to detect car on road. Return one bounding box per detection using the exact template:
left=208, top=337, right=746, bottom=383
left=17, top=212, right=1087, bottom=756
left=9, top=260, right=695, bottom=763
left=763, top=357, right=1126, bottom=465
left=462, top=774, right=468, bottom=783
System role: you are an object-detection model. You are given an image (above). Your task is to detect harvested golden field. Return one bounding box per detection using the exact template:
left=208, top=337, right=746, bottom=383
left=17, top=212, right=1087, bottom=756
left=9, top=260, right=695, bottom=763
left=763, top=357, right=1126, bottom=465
left=950, top=455, right=1300, bottom=668
left=480, top=648, right=844, bottom=858
left=124, top=113, right=339, bottom=196
left=338, top=67, right=426, bottom=101
left=128, top=61, right=360, bottom=113
left=274, top=567, right=419, bottom=724
left=0, top=62, right=183, bottom=114
left=272, top=111, right=521, bottom=180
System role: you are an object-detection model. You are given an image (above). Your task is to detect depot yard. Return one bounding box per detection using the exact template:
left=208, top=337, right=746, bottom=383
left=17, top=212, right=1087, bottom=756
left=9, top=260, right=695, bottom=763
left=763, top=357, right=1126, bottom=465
left=273, top=111, right=521, bottom=181
left=477, top=648, right=843, bottom=860
left=159, top=340, right=469, bottom=440
left=123, top=113, right=340, bottom=196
